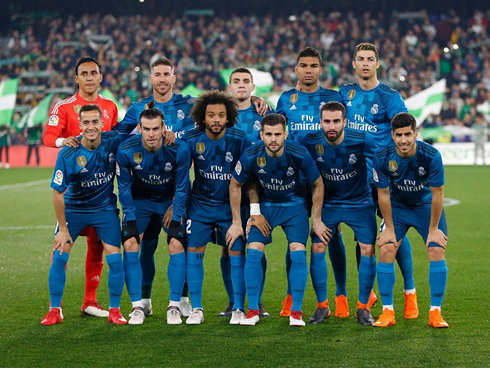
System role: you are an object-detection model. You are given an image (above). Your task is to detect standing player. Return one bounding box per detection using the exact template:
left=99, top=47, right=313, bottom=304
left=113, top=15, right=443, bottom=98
left=339, top=42, right=418, bottom=319
left=43, top=56, right=118, bottom=317
left=41, top=105, right=126, bottom=325
left=301, top=102, right=377, bottom=325
left=116, top=102, right=191, bottom=325
left=372, top=112, right=449, bottom=328
left=228, top=113, right=329, bottom=327
left=184, top=91, right=251, bottom=325
left=275, top=46, right=345, bottom=317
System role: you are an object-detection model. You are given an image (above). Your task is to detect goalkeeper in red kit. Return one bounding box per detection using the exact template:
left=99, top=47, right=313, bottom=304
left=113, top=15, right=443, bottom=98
left=43, top=56, right=118, bottom=317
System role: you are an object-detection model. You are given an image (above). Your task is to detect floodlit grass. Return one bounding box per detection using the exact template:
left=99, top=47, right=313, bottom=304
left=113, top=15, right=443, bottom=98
left=0, top=166, right=488, bottom=367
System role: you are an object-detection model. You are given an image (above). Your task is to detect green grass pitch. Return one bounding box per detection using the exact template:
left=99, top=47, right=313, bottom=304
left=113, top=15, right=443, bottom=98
left=0, top=166, right=489, bottom=367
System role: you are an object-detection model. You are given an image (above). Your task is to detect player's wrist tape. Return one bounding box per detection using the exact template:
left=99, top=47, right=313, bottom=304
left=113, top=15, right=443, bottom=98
left=56, top=138, right=66, bottom=147
left=250, top=203, right=261, bottom=215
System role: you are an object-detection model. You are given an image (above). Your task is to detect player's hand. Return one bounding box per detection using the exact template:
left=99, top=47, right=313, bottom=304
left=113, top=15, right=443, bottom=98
left=122, top=220, right=140, bottom=244
left=163, top=130, right=176, bottom=146
left=53, top=229, right=73, bottom=255
left=311, top=220, right=331, bottom=245
left=163, top=205, right=173, bottom=228
left=377, top=228, right=397, bottom=248
left=426, top=228, right=448, bottom=249
left=247, top=214, right=271, bottom=237
left=168, top=220, right=186, bottom=245
left=251, top=96, right=272, bottom=116
left=226, top=223, right=245, bottom=249
left=62, top=136, right=79, bottom=147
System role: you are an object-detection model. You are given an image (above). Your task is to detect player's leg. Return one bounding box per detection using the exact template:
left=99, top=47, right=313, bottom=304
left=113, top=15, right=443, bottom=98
left=166, top=235, right=186, bottom=325
left=218, top=239, right=234, bottom=317
left=280, top=247, right=292, bottom=317
left=396, top=235, right=418, bottom=318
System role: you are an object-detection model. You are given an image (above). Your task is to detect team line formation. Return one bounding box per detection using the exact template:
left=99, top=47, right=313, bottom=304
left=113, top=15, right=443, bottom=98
left=40, top=43, right=449, bottom=329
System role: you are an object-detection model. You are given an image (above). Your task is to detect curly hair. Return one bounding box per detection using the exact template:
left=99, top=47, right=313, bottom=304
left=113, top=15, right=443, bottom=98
left=190, top=90, right=239, bottom=130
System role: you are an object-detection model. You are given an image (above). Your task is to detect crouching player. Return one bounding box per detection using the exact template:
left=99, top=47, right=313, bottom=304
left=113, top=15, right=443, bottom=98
left=41, top=104, right=126, bottom=325
left=116, top=102, right=191, bottom=325
left=373, top=112, right=449, bottom=328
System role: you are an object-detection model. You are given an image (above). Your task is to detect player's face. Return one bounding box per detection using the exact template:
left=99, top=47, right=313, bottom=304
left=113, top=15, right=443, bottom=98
left=75, top=62, right=102, bottom=95
left=204, top=104, right=227, bottom=139
left=260, top=124, right=287, bottom=157
left=139, top=117, right=164, bottom=152
left=227, top=72, right=255, bottom=102
left=295, top=57, right=322, bottom=87
left=392, top=126, right=418, bottom=158
left=321, top=109, right=346, bottom=144
left=79, top=110, right=103, bottom=143
left=149, top=65, right=176, bottom=99
left=352, top=50, right=380, bottom=81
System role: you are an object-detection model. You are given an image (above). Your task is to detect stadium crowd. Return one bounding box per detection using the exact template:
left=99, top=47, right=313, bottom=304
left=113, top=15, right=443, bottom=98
left=1, top=8, right=489, bottom=145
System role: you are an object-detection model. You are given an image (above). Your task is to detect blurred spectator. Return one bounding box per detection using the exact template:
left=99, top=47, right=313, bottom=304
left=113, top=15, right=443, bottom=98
left=472, top=113, right=488, bottom=165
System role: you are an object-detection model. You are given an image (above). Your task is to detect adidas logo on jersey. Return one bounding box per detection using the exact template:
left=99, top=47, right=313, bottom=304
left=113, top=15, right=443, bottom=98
left=80, top=167, right=89, bottom=173
left=290, top=105, right=297, bottom=110
left=135, top=165, right=143, bottom=170
left=316, top=157, right=324, bottom=162
left=347, top=101, right=352, bottom=106
left=197, top=155, right=205, bottom=160
left=258, top=169, right=266, bottom=174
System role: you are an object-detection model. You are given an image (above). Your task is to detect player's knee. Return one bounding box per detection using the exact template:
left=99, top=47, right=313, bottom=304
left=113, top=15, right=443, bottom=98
left=168, top=238, right=184, bottom=255
left=311, top=242, right=326, bottom=253
left=427, top=245, right=445, bottom=261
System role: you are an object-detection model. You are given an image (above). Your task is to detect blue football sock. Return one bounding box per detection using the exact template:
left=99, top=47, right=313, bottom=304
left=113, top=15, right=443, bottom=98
left=139, top=238, right=158, bottom=298
left=168, top=252, right=186, bottom=302
left=245, top=249, right=263, bottom=311
left=328, top=232, right=347, bottom=296
left=285, top=247, right=291, bottom=295
left=310, top=251, right=327, bottom=303
left=49, top=251, right=69, bottom=308
left=124, top=251, right=142, bottom=302
left=289, top=250, right=308, bottom=312
left=358, top=255, right=376, bottom=305
left=377, top=261, right=395, bottom=306
left=186, top=252, right=204, bottom=309
left=106, top=253, right=124, bottom=309
left=230, top=254, right=246, bottom=311
left=429, top=260, right=448, bottom=307
left=220, top=256, right=234, bottom=304
left=259, top=256, right=267, bottom=304
left=396, top=235, right=415, bottom=290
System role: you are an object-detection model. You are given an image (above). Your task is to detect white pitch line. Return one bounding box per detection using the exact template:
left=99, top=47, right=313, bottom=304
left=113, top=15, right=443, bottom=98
left=444, top=198, right=460, bottom=207
left=0, top=179, right=50, bottom=190
left=0, top=225, right=54, bottom=230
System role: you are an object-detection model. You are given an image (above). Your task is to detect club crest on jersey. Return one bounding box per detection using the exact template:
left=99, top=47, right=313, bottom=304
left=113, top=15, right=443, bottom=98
left=77, top=156, right=87, bottom=167
left=290, top=94, right=298, bottom=104
left=287, top=167, right=294, bottom=176
left=254, top=120, right=261, bottom=131
left=73, top=105, right=82, bottom=114
left=104, top=110, right=109, bottom=120
left=349, top=153, right=357, bottom=164
left=418, top=166, right=426, bottom=176
left=177, top=109, right=185, bottom=120
left=225, top=152, right=233, bottom=163
left=315, top=144, right=324, bottom=156
left=348, top=89, right=356, bottom=100
left=370, top=104, right=379, bottom=114
left=108, top=153, right=115, bottom=163
left=165, top=162, right=173, bottom=172
left=389, top=160, right=398, bottom=172
left=257, top=157, right=266, bottom=168
left=53, top=170, right=63, bottom=185
left=373, top=168, right=379, bottom=182
left=196, top=142, right=205, bottom=154
left=48, top=115, right=59, bottom=126
left=134, top=152, right=143, bottom=164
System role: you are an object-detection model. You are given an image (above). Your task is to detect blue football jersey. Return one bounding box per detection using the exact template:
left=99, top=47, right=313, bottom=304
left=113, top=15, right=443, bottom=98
left=233, top=140, right=320, bottom=207
left=373, top=140, right=444, bottom=208
left=235, top=106, right=275, bottom=144
left=276, top=87, right=342, bottom=142
left=339, top=82, right=408, bottom=161
left=184, top=126, right=251, bottom=206
left=116, top=134, right=191, bottom=222
left=114, top=94, right=195, bottom=139
left=301, top=129, right=374, bottom=208
left=51, top=131, right=121, bottom=213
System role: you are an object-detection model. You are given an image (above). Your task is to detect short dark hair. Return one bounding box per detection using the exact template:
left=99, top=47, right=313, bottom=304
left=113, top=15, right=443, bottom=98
left=151, top=57, right=174, bottom=72
left=191, top=90, right=238, bottom=130
left=320, top=101, right=346, bottom=120
left=261, top=113, right=286, bottom=131
left=297, top=46, right=322, bottom=64
left=79, top=104, right=102, bottom=119
left=75, top=56, right=101, bottom=76
left=391, top=112, right=416, bottom=131
left=139, top=101, right=164, bottom=124
left=229, top=67, right=253, bottom=84
left=353, top=42, right=379, bottom=61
